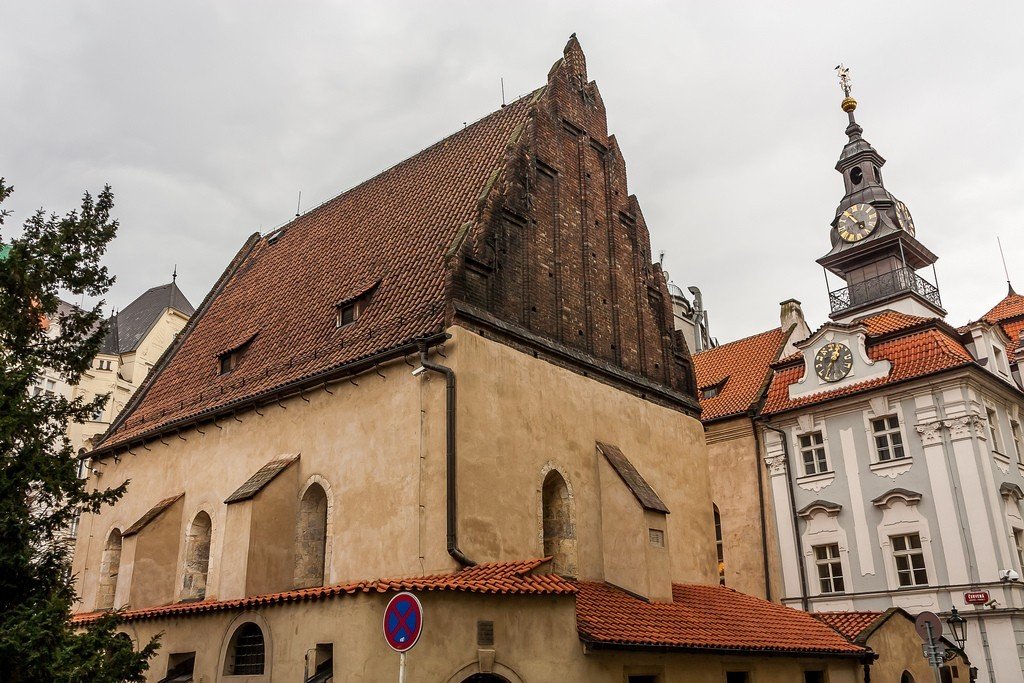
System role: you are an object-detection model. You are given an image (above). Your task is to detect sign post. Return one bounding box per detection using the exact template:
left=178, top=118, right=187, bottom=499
left=383, top=592, right=423, bottom=683
left=914, top=611, right=945, bottom=683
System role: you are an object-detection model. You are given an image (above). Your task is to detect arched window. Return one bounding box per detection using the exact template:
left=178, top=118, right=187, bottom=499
left=97, top=529, right=122, bottom=609
left=181, top=511, right=212, bottom=600
left=901, top=672, right=915, bottom=683
left=294, top=483, right=328, bottom=588
left=542, top=470, right=577, bottom=576
left=225, top=622, right=265, bottom=675
left=714, top=504, right=725, bottom=585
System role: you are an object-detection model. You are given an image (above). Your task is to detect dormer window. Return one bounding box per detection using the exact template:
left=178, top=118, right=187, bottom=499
left=700, top=379, right=726, bottom=400
left=218, top=340, right=252, bottom=375
left=335, top=284, right=378, bottom=329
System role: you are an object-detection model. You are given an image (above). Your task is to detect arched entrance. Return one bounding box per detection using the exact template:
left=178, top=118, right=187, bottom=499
left=461, top=675, right=509, bottom=682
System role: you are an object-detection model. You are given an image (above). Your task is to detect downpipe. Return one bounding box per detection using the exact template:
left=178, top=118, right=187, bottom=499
left=419, top=342, right=475, bottom=567
left=762, top=422, right=810, bottom=612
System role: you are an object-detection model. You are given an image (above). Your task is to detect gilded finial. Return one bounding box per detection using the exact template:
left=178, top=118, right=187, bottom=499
left=835, top=64, right=857, bottom=112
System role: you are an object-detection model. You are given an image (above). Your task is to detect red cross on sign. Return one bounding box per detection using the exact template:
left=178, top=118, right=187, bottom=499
left=383, top=592, right=423, bottom=653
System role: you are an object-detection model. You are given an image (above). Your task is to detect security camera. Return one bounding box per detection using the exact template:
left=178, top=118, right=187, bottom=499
left=411, top=366, right=427, bottom=377
left=999, top=569, right=1020, bottom=583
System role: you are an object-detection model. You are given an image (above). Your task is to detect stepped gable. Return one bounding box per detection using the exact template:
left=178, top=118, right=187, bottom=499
left=450, top=34, right=698, bottom=406
left=94, top=36, right=698, bottom=456
left=693, top=328, right=785, bottom=423
left=763, top=311, right=974, bottom=416
left=576, top=581, right=864, bottom=656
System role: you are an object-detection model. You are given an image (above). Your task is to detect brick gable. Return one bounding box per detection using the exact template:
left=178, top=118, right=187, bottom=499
left=93, top=36, right=697, bottom=456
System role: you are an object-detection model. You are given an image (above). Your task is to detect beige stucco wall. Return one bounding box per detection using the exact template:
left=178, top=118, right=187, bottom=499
left=69, top=308, right=190, bottom=452
left=117, top=591, right=863, bottom=683
left=705, top=417, right=784, bottom=601
left=864, top=615, right=970, bottom=683
left=450, top=327, right=718, bottom=588
left=73, top=325, right=716, bottom=613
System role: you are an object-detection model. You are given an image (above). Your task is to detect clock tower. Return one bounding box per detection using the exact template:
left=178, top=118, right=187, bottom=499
left=817, top=67, right=944, bottom=322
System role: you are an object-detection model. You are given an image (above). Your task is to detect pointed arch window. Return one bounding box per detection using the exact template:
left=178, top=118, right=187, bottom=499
left=97, top=528, right=123, bottom=610
left=181, top=512, right=212, bottom=600
left=713, top=504, right=725, bottom=585
left=294, top=482, right=328, bottom=588
left=542, top=470, right=577, bottom=576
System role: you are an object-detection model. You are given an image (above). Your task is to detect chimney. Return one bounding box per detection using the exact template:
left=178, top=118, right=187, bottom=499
left=780, top=299, right=810, bottom=357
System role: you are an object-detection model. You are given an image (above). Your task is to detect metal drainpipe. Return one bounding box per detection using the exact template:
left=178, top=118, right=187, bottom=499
left=419, top=342, right=475, bottom=567
left=762, top=421, right=810, bottom=612
left=750, top=412, right=772, bottom=601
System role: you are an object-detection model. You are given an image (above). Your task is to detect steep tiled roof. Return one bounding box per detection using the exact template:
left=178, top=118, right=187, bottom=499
left=224, top=454, right=299, bottom=504
left=122, top=493, right=183, bottom=537
left=693, top=328, right=785, bottom=422
left=982, top=289, right=1024, bottom=324
left=71, top=559, right=574, bottom=625
left=95, top=93, right=538, bottom=452
left=813, top=611, right=883, bottom=641
left=575, top=582, right=864, bottom=655
left=764, top=326, right=973, bottom=415
left=854, top=310, right=932, bottom=336
left=596, top=442, right=669, bottom=513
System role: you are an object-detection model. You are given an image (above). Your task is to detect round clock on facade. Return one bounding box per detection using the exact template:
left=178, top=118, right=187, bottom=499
left=814, top=342, right=854, bottom=382
left=837, top=203, right=879, bottom=242
left=895, top=200, right=916, bottom=236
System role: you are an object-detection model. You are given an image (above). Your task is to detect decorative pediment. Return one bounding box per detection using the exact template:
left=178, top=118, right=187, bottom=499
left=871, top=488, right=922, bottom=509
left=788, top=324, right=892, bottom=401
left=797, top=500, right=843, bottom=518
left=1000, top=482, right=1024, bottom=502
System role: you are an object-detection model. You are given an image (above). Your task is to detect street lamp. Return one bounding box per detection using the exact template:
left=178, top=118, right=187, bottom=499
left=946, top=607, right=968, bottom=651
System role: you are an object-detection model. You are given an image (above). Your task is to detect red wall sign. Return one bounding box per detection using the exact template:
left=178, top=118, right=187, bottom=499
left=964, top=591, right=990, bottom=604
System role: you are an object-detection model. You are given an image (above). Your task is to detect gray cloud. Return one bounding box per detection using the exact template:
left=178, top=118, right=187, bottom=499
left=2, top=1, right=1022, bottom=342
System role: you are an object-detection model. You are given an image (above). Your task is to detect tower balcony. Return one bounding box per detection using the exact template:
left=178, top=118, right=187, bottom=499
left=828, top=267, right=942, bottom=316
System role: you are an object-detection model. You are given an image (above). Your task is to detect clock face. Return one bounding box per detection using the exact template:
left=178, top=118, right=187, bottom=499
left=814, top=342, right=854, bottom=382
left=837, top=203, right=879, bottom=242
left=895, top=201, right=916, bottom=236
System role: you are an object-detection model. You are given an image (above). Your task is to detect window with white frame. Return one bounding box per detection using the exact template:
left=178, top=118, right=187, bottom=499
left=1012, top=421, right=1023, bottom=463
left=813, top=543, right=844, bottom=593
left=892, top=533, right=928, bottom=587
left=993, top=345, right=1006, bottom=374
left=987, top=408, right=1003, bottom=452
left=872, top=415, right=906, bottom=461
left=1014, top=528, right=1024, bottom=570
left=798, top=432, right=828, bottom=476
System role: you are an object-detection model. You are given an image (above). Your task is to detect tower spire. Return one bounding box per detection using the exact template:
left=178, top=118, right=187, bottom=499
left=835, top=64, right=862, bottom=140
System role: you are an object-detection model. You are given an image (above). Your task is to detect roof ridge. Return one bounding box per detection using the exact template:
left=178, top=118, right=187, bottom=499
left=696, top=326, right=781, bottom=354
left=263, top=87, right=544, bottom=243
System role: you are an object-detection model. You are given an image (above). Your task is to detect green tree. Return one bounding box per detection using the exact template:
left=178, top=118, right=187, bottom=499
left=0, top=178, right=158, bottom=682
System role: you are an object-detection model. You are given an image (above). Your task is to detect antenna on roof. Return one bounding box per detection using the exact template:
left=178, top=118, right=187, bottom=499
left=172, top=264, right=177, bottom=283
left=295, top=191, right=302, bottom=218
left=501, top=77, right=506, bottom=107
left=998, top=236, right=1015, bottom=295
left=658, top=250, right=666, bottom=267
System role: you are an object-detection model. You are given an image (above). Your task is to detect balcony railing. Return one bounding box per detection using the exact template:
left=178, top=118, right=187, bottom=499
left=829, top=267, right=942, bottom=315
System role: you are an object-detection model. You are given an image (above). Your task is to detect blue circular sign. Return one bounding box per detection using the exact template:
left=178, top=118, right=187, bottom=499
left=383, top=592, right=423, bottom=652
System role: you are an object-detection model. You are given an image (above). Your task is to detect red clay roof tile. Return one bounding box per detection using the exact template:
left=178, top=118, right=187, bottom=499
left=575, top=581, right=864, bottom=655
left=693, top=328, right=785, bottom=422
left=763, top=326, right=973, bottom=415
left=95, top=93, right=538, bottom=452
left=71, top=559, right=575, bottom=625
left=982, top=290, right=1024, bottom=324
left=813, top=611, right=883, bottom=641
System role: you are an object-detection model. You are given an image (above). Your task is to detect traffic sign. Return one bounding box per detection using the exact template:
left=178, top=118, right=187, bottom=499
left=383, top=592, right=423, bottom=653
left=914, top=611, right=943, bottom=642
left=964, top=590, right=990, bottom=604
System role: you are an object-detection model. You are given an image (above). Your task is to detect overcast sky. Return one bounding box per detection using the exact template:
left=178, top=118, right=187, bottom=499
left=3, top=1, right=1023, bottom=344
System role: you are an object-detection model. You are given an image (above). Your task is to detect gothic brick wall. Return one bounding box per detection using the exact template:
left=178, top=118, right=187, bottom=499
left=453, top=36, right=696, bottom=402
